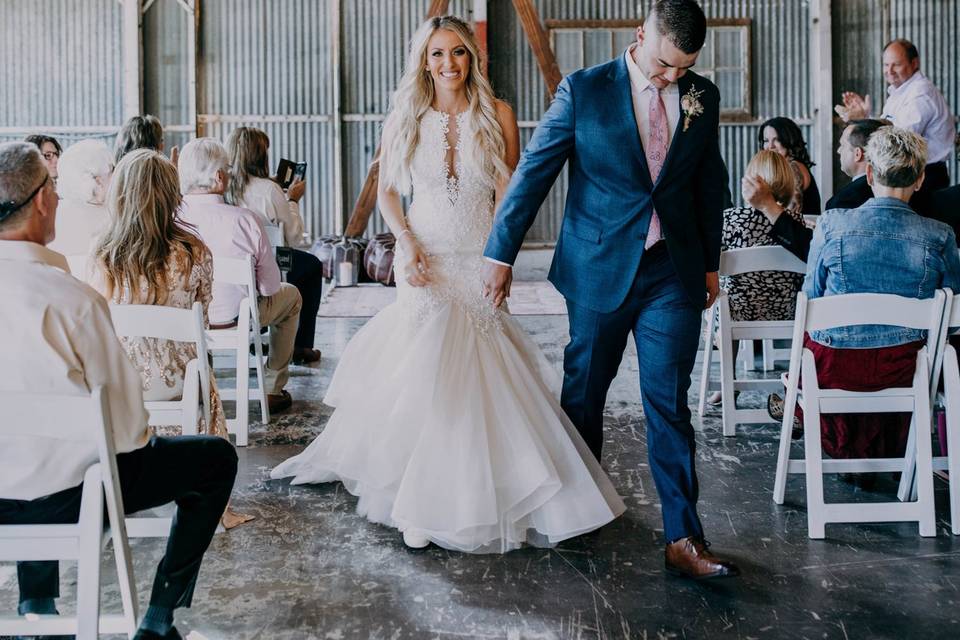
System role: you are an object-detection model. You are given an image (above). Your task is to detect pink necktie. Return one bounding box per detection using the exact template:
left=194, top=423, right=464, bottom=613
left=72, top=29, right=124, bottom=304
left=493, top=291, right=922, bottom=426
left=644, top=86, right=667, bottom=249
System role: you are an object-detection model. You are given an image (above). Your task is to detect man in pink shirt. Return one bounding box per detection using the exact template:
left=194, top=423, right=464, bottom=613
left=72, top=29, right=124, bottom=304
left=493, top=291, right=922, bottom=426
left=177, top=138, right=302, bottom=413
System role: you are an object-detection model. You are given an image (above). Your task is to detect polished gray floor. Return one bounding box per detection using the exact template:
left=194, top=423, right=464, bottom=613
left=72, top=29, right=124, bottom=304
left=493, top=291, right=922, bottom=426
left=2, top=251, right=959, bottom=639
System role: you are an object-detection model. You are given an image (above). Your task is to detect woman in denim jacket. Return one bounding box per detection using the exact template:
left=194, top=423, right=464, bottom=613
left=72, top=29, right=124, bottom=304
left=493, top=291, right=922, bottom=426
left=799, top=126, right=960, bottom=465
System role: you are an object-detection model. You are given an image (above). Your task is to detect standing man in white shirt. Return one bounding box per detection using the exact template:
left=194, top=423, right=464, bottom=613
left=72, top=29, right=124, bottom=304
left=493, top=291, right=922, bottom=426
left=837, top=38, right=956, bottom=193
left=0, top=141, right=238, bottom=640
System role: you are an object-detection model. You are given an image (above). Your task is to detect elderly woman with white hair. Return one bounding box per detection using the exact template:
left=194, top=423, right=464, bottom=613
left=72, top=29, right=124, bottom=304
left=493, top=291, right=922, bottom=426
left=790, top=126, right=960, bottom=470
left=177, top=137, right=302, bottom=414
left=47, top=138, right=113, bottom=256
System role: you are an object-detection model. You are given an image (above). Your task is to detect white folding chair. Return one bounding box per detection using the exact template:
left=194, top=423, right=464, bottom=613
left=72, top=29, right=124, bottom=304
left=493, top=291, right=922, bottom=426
left=908, top=288, right=960, bottom=534
left=0, top=387, right=139, bottom=639
left=109, top=301, right=211, bottom=436
left=697, top=246, right=807, bottom=436
left=771, top=291, right=945, bottom=539
left=209, top=255, right=270, bottom=447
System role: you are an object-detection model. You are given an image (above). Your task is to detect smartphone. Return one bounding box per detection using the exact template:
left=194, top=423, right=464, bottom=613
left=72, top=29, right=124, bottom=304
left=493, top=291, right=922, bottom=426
left=293, top=162, right=307, bottom=182
left=275, top=158, right=297, bottom=189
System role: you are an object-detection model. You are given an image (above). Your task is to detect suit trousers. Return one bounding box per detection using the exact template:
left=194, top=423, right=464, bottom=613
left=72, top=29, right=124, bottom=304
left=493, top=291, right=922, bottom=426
left=560, top=243, right=704, bottom=541
left=286, top=248, right=323, bottom=350
left=258, top=282, right=302, bottom=393
left=0, top=435, right=237, bottom=610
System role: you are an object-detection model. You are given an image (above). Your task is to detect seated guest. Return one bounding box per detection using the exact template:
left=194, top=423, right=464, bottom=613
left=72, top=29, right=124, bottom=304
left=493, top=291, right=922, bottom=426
left=742, top=170, right=813, bottom=262
left=0, top=141, right=237, bottom=640
left=918, top=185, right=960, bottom=242
left=707, top=150, right=803, bottom=405
left=88, top=148, right=251, bottom=529
left=826, top=118, right=888, bottom=210
left=47, top=138, right=114, bottom=257
left=178, top=137, right=303, bottom=413
left=225, top=126, right=323, bottom=364
left=759, top=117, right=821, bottom=216
left=24, top=133, right=62, bottom=181
left=796, top=127, right=960, bottom=463
left=114, top=114, right=165, bottom=164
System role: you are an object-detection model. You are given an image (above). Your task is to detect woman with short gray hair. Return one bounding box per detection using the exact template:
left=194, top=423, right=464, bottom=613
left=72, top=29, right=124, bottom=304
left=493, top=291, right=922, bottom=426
left=788, top=126, right=960, bottom=472
left=47, top=138, right=114, bottom=257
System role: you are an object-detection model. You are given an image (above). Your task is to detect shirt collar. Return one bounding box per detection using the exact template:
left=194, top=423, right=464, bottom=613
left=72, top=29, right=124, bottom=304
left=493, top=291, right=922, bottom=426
left=624, top=45, right=678, bottom=94
left=0, top=240, right=69, bottom=271
left=887, top=70, right=924, bottom=97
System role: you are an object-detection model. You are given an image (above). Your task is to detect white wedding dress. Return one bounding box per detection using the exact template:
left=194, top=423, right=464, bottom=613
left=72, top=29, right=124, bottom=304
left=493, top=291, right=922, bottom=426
left=271, top=109, right=625, bottom=553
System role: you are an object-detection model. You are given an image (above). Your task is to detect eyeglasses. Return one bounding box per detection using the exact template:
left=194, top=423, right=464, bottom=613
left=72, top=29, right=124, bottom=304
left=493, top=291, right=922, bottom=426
left=42, top=151, right=60, bottom=161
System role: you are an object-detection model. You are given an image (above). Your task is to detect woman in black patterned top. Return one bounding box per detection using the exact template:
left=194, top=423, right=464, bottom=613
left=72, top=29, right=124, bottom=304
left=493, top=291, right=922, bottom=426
left=721, top=150, right=805, bottom=322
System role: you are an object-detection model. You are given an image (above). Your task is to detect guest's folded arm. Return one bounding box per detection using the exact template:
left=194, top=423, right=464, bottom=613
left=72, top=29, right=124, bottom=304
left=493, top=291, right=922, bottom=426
left=770, top=213, right=813, bottom=262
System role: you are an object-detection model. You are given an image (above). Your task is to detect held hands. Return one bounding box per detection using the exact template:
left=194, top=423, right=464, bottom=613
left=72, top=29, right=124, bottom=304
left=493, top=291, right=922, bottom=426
left=834, top=91, right=871, bottom=122
left=286, top=178, right=306, bottom=203
left=705, top=271, right=720, bottom=309
left=399, top=231, right=432, bottom=287
left=482, top=261, right=513, bottom=308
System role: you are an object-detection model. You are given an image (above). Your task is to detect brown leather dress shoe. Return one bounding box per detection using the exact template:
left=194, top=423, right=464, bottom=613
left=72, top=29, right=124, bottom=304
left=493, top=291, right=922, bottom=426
left=267, top=390, right=293, bottom=413
left=665, top=537, right=740, bottom=580
left=292, top=347, right=322, bottom=365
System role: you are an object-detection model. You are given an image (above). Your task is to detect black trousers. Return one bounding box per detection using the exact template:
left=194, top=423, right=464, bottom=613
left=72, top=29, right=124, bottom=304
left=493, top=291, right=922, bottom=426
left=0, top=435, right=237, bottom=609
left=286, top=248, right=323, bottom=349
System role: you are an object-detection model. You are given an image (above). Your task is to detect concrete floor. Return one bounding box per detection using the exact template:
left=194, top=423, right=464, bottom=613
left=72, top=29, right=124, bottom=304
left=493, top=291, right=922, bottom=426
left=3, top=250, right=960, bottom=639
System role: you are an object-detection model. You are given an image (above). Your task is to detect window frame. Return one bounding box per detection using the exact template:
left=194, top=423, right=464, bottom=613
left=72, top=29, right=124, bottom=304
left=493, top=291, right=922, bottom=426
left=544, top=18, right=753, bottom=122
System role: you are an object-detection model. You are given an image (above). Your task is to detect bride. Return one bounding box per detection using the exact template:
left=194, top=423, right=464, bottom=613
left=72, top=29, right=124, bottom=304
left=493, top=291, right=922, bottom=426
left=271, top=15, right=624, bottom=552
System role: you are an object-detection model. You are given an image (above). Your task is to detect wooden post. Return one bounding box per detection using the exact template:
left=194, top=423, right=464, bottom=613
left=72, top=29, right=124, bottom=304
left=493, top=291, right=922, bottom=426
left=474, top=0, right=488, bottom=77
left=511, top=0, right=562, bottom=98
left=342, top=0, right=451, bottom=238
left=810, top=0, right=833, bottom=205
left=122, top=0, right=143, bottom=119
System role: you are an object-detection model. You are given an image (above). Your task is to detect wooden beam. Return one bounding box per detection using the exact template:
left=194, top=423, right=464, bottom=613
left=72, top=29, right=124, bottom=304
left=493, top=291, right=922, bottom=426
left=343, top=0, right=450, bottom=238
left=512, top=0, right=562, bottom=98
left=122, top=0, right=143, bottom=119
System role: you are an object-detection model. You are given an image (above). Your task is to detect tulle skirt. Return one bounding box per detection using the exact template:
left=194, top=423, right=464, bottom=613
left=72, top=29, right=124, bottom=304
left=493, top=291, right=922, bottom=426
left=271, top=293, right=625, bottom=553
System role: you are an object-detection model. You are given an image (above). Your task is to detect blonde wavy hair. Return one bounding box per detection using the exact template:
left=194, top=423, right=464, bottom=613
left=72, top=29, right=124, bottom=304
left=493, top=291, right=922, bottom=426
left=746, top=150, right=796, bottom=206
left=93, top=149, right=205, bottom=305
left=380, top=15, right=509, bottom=195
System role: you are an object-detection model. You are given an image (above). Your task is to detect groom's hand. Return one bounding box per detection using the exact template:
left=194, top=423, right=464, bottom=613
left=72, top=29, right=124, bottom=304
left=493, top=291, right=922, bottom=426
left=705, top=271, right=719, bottom=309
left=482, top=262, right=513, bottom=308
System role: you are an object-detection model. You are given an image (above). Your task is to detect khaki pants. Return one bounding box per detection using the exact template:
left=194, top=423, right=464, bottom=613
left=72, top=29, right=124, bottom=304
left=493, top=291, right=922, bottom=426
left=257, top=283, right=302, bottom=394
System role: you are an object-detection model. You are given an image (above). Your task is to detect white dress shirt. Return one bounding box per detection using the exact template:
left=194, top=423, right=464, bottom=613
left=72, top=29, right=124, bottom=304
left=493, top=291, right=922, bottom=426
left=179, top=193, right=283, bottom=325
left=237, top=177, right=308, bottom=248
left=0, top=241, right=150, bottom=500
left=881, top=71, right=956, bottom=164
left=624, top=44, right=680, bottom=160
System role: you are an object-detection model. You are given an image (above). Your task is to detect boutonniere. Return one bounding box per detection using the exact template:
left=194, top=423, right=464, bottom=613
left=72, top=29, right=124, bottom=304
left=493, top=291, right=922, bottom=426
left=680, top=86, right=705, bottom=132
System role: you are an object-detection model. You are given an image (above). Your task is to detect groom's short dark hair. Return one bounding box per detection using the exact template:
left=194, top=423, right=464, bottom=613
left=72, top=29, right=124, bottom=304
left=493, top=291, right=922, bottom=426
left=651, top=0, right=707, bottom=54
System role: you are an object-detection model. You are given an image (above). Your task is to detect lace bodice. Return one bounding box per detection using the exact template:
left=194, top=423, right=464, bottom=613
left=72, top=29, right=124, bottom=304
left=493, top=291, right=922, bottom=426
left=395, top=109, right=503, bottom=335
left=405, top=109, right=495, bottom=255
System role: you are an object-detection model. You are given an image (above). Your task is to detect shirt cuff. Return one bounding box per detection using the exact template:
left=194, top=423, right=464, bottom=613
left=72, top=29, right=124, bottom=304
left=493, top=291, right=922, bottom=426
left=484, top=257, right=513, bottom=268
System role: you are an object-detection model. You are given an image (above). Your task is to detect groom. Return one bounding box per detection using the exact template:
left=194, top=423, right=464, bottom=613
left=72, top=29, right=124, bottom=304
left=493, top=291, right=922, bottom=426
left=483, top=0, right=738, bottom=579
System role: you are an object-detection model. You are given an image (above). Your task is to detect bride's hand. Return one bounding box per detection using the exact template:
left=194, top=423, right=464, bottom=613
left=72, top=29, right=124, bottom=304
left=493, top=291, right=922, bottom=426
left=400, top=232, right=431, bottom=287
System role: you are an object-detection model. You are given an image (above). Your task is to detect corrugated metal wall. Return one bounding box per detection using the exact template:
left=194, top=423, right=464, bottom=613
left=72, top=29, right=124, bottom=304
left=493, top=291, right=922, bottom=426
left=0, top=0, right=123, bottom=146
left=3, top=0, right=957, bottom=242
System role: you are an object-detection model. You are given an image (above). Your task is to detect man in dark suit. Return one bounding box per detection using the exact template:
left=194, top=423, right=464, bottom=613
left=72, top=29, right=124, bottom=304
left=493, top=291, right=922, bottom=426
left=826, top=119, right=888, bottom=210
left=482, top=0, right=738, bottom=579
left=918, top=185, right=960, bottom=243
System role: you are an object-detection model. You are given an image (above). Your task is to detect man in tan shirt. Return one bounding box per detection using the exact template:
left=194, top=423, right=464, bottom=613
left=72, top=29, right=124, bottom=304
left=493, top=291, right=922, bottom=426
left=0, top=141, right=237, bottom=640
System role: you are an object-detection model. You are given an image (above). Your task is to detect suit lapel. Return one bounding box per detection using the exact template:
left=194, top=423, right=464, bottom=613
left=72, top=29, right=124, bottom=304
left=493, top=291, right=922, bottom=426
left=656, top=73, right=693, bottom=186
left=608, top=57, right=654, bottom=191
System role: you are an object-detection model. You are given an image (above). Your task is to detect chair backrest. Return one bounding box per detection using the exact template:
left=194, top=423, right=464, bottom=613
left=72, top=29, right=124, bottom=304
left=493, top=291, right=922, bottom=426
left=929, top=288, right=960, bottom=399
left=213, top=255, right=261, bottom=328
left=0, top=386, right=128, bottom=537
left=719, top=246, right=807, bottom=277
left=109, top=301, right=211, bottom=425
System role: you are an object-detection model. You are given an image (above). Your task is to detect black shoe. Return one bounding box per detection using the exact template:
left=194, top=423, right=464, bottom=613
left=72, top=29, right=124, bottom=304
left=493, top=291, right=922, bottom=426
left=133, top=627, right=183, bottom=640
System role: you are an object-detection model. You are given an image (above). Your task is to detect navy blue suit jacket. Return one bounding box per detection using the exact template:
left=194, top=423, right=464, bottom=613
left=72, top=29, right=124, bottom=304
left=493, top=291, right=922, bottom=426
left=484, top=56, right=730, bottom=313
